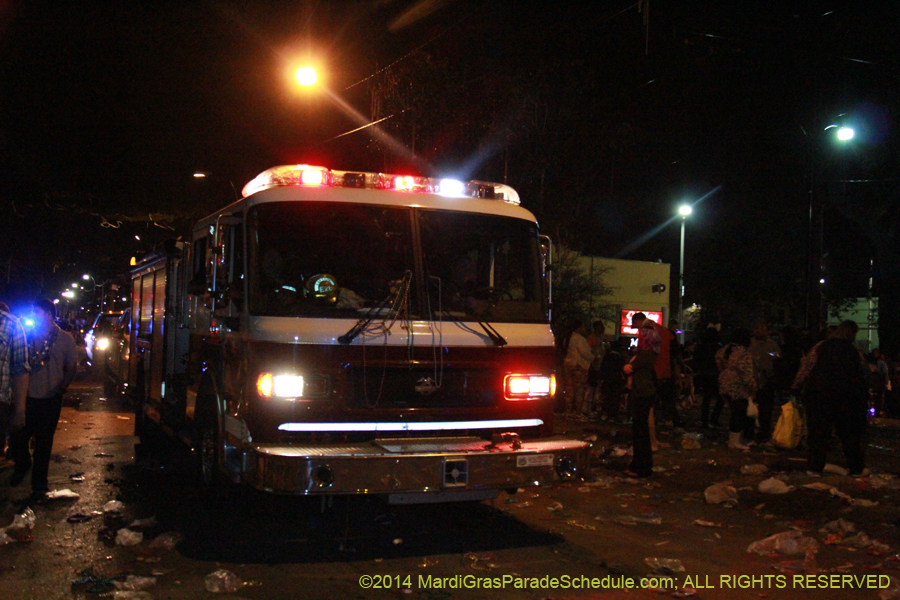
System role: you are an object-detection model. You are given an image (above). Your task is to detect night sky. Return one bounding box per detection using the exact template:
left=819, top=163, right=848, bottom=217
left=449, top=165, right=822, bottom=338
left=1, top=1, right=899, bottom=337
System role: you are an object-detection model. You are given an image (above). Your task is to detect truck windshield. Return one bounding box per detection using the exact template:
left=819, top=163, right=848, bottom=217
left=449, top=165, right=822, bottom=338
left=247, top=202, right=546, bottom=323
left=248, top=202, right=418, bottom=318
left=419, top=210, right=545, bottom=323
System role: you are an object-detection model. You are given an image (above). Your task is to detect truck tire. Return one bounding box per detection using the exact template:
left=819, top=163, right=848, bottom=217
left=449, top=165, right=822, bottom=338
left=194, top=405, right=247, bottom=508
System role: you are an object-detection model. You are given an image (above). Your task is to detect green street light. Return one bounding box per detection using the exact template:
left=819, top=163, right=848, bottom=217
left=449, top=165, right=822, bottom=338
left=824, top=123, right=856, bottom=143
left=807, top=118, right=857, bottom=333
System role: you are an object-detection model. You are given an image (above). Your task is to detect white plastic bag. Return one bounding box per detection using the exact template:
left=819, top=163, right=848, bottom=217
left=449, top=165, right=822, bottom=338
left=5, top=508, right=36, bottom=541
left=644, top=557, right=686, bottom=572
left=704, top=481, right=737, bottom=504
left=148, top=531, right=182, bottom=550
left=205, top=569, right=242, bottom=593
left=103, top=500, right=126, bottom=514
left=115, top=528, right=143, bottom=546
left=758, top=477, right=795, bottom=494
left=109, top=592, right=154, bottom=600
left=114, top=576, right=157, bottom=591
left=746, top=396, right=759, bottom=418
left=740, top=463, right=768, bottom=475
left=46, top=489, right=80, bottom=500
left=747, top=530, right=819, bottom=556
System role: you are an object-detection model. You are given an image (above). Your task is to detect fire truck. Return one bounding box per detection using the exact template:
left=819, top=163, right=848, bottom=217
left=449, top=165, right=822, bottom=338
left=127, top=165, right=590, bottom=504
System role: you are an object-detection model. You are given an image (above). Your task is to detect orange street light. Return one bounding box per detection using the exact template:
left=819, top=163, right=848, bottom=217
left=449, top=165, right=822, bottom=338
left=296, top=66, right=318, bottom=87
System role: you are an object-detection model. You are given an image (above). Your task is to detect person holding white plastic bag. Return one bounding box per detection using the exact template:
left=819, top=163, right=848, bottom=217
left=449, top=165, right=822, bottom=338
left=716, top=328, right=757, bottom=450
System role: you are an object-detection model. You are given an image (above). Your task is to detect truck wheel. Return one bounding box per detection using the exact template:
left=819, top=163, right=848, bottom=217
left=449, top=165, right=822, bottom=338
left=195, top=408, right=246, bottom=508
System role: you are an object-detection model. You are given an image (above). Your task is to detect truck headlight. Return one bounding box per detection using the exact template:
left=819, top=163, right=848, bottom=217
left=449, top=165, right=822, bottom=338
left=96, top=337, right=110, bottom=351
left=257, top=373, right=304, bottom=400
left=504, top=374, right=555, bottom=400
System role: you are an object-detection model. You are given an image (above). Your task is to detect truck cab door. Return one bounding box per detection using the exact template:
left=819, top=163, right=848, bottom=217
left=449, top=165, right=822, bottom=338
left=211, top=216, right=244, bottom=328
left=539, top=234, right=553, bottom=321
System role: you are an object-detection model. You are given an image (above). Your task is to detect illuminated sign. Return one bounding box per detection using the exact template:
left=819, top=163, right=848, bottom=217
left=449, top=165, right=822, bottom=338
left=620, top=310, right=663, bottom=336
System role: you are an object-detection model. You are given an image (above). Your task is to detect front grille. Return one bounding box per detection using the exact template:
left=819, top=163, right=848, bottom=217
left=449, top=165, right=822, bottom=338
left=345, top=366, right=498, bottom=409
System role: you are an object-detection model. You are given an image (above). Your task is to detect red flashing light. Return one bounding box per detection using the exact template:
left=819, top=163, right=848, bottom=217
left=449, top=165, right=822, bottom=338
left=301, top=169, right=325, bottom=186
left=241, top=166, right=521, bottom=203
left=393, top=175, right=415, bottom=191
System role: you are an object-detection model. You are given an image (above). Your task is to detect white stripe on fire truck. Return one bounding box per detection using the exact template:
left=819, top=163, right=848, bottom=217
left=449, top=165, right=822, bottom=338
left=276, top=418, right=543, bottom=432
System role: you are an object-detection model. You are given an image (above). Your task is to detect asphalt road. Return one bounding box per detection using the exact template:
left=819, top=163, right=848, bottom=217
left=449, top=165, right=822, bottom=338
left=0, top=370, right=898, bottom=600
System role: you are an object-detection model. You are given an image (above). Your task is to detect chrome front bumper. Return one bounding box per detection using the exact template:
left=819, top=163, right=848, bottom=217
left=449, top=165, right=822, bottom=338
left=243, top=436, right=591, bottom=501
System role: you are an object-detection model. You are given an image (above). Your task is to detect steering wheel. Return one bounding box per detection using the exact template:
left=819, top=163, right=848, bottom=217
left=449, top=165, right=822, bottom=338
left=472, top=286, right=513, bottom=303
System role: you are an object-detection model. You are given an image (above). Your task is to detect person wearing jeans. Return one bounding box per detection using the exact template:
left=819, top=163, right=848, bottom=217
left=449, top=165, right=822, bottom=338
left=9, top=298, right=77, bottom=500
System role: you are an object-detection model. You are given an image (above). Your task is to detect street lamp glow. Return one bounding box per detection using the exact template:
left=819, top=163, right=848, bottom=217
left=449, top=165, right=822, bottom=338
left=71, top=282, right=78, bottom=288
left=677, top=203, right=693, bottom=342
left=296, top=66, right=318, bottom=87
left=836, top=126, right=855, bottom=141
left=82, top=274, right=91, bottom=280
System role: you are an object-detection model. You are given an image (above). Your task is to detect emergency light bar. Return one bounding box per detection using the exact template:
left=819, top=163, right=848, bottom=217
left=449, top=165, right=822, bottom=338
left=241, top=165, right=520, bottom=204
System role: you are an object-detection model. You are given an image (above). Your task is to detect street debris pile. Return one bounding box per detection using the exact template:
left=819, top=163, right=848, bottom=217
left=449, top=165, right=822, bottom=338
left=500, top=423, right=900, bottom=596
left=0, top=507, right=36, bottom=545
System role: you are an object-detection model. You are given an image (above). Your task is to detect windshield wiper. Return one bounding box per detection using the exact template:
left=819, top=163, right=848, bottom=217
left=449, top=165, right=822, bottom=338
left=426, top=275, right=506, bottom=347
left=432, top=308, right=507, bottom=347
left=477, top=319, right=507, bottom=346
left=338, top=271, right=411, bottom=345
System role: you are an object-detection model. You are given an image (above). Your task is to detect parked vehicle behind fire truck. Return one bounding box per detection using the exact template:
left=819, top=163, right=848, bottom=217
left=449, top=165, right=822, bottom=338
left=127, top=165, right=589, bottom=503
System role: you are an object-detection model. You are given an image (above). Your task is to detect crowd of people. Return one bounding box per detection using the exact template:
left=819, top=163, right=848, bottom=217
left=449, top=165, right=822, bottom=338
left=559, top=315, right=899, bottom=479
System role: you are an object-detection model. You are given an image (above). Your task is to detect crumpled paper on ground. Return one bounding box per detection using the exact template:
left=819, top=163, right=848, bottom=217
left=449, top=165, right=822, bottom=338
left=823, top=518, right=856, bottom=534
left=115, top=528, right=143, bottom=546
left=823, top=464, right=849, bottom=476
left=46, top=489, right=80, bottom=500
left=205, top=569, right=242, bottom=593
left=747, top=530, right=819, bottom=556
left=840, top=531, right=891, bottom=553
left=741, top=464, right=768, bottom=475
left=759, top=477, right=795, bottom=494
left=704, top=481, right=737, bottom=504
left=113, top=576, right=157, bottom=591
